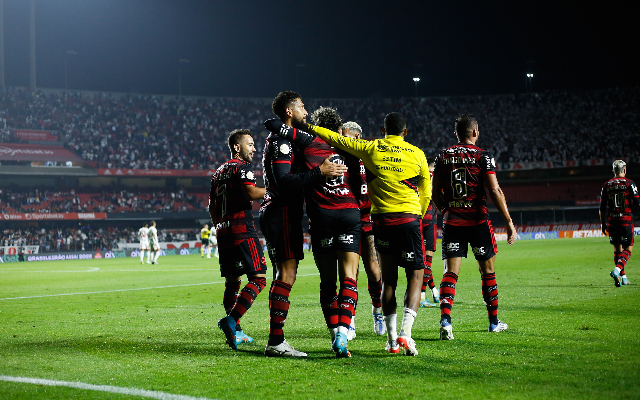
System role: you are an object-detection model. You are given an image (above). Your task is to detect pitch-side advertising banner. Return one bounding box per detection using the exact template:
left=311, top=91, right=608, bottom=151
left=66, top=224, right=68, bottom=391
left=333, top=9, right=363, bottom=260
left=13, top=129, right=59, bottom=142
left=0, top=245, right=39, bottom=255
left=1, top=213, right=107, bottom=221
left=0, top=143, right=83, bottom=162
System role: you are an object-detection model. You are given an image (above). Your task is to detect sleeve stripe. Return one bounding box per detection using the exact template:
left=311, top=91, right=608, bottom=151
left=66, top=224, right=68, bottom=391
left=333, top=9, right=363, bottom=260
left=272, top=160, right=291, bottom=164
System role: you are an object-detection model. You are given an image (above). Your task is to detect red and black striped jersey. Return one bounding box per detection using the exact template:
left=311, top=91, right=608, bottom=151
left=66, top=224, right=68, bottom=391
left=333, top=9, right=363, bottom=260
left=422, top=170, right=436, bottom=223
left=301, top=136, right=359, bottom=211
left=357, top=160, right=373, bottom=230
left=600, top=177, right=640, bottom=226
left=434, top=143, right=496, bottom=226
left=209, top=158, right=259, bottom=246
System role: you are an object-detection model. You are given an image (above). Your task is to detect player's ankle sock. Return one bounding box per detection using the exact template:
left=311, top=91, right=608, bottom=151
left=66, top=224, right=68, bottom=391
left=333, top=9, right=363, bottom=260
left=481, top=272, right=499, bottom=325
left=140, top=250, right=144, bottom=262
left=400, top=307, right=417, bottom=338
left=440, top=272, right=458, bottom=324
left=320, top=290, right=339, bottom=330
left=368, top=278, right=382, bottom=309
left=385, top=313, right=398, bottom=342
left=420, top=291, right=426, bottom=302
left=338, top=277, right=358, bottom=331
left=223, top=281, right=241, bottom=316
left=268, top=280, right=292, bottom=346
left=229, top=277, right=266, bottom=322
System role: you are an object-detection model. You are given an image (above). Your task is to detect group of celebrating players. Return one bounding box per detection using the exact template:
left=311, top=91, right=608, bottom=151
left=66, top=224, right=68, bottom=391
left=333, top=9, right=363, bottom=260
left=137, top=221, right=161, bottom=265
left=206, top=90, right=635, bottom=358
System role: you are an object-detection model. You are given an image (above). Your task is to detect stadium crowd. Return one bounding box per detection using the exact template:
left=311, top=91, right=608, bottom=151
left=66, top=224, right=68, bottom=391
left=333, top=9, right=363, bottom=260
left=0, top=189, right=206, bottom=213
left=1, top=86, right=638, bottom=169
left=0, top=226, right=200, bottom=254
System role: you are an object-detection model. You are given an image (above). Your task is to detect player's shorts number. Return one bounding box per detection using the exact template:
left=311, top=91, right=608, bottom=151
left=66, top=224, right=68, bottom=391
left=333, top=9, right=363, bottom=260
left=451, top=168, right=468, bottom=199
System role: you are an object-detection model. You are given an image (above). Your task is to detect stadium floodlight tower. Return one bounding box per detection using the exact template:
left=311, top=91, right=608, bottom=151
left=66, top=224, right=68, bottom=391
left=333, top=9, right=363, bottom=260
left=526, top=73, right=534, bottom=93
left=413, top=77, right=420, bottom=97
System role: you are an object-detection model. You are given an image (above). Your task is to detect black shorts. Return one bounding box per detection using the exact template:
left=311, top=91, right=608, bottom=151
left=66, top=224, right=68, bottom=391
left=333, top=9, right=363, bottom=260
left=422, top=220, right=437, bottom=252
left=219, top=237, right=267, bottom=278
left=608, top=224, right=634, bottom=246
left=259, top=205, right=304, bottom=263
left=372, top=213, right=424, bottom=270
left=308, top=208, right=361, bottom=254
left=201, top=238, right=209, bottom=246
left=441, top=220, right=497, bottom=261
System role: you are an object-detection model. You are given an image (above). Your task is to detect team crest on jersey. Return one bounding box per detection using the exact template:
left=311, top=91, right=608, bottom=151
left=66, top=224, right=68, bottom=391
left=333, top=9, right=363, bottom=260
left=280, top=143, right=290, bottom=155
left=246, top=171, right=254, bottom=180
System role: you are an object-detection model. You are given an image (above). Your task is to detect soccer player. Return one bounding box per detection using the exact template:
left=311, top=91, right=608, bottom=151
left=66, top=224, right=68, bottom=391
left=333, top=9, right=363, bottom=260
left=260, top=91, right=347, bottom=357
left=148, top=221, right=160, bottom=265
left=432, top=114, right=516, bottom=341
left=341, top=121, right=384, bottom=337
left=211, top=129, right=268, bottom=349
left=267, top=107, right=362, bottom=357
left=600, top=160, right=640, bottom=287
left=200, top=224, right=211, bottom=258
left=138, top=223, right=150, bottom=264
left=209, top=226, right=219, bottom=258
left=419, top=158, right=440, bottom=307
left=267, top=112, right=430, bottom=356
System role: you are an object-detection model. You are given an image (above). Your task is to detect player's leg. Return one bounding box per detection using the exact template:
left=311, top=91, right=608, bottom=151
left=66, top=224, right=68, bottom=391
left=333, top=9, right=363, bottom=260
left=153, top=247, right=160, bottom=263
left=620, top=244, right=633, bottom=285
left=146, top=248, right=152, bottom=263
left=139, top=249, right=145, bottom=263
left=420, top=222, right=438, bottom=307
left=361, top=232, right=384, bottom=335
left=472, top=220, right=505, bottom=332
left=378, top=252, right=400, bottom=352
left=218, top=275, right=241, bottom=349
left=609, top=225, right=626, bottom=287
left=333, top=249, right=359, bottom=357
left=440, top=257, right=461, bottom=339
left=314, top=252, right=339, bottom=342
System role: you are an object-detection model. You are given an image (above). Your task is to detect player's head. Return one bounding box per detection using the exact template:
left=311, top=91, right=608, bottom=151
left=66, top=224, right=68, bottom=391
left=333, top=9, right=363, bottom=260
left=204, top=224, right=209, bottom=229
left=341, top=121, right=362, bottom=139
left=613, top=160, right=626, bottom=176
left=228, top=129, right=256, bottom=162
left=383, top=112, right=407, bottom=137
left=310, top=107, right=342, bottom=132
left=427, top=156, right=436, bottom=174
left=144, top=223, right=148, bottom=228
left=272, top=90, right=307, bottom=128
left=150, top=220, right=156, bottom=227
left=455, top=114, right=479, bottom=142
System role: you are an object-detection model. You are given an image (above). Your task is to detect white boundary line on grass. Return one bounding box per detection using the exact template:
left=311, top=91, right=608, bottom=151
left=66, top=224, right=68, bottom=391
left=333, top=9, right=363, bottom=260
left=0, top=272, right=319, bottom=301
left=0, top=375, right=216, bottom=400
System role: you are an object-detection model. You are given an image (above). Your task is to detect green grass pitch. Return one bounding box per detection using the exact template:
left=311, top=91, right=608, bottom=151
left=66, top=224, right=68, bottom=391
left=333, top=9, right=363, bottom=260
left=1, top=237, right=638, bottom=399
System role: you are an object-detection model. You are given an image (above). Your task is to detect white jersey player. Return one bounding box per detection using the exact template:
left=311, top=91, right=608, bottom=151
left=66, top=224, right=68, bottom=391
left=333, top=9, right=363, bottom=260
left=138, top=223, right=150, bottom=264
left=148, top=221, right=160, bottom=264
left=209, top=226, right=219, bottom=258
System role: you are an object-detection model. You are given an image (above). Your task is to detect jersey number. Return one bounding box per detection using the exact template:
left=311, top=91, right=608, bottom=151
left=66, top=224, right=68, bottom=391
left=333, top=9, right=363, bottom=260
left=609, top=192, right=625, bottom=211
left=216, top=184, right=227, bottom=218
left=451, top=168, right=468, bottom=199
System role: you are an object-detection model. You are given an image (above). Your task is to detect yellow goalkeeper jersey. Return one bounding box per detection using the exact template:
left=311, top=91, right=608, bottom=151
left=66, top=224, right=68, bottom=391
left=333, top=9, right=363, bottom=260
left=200, top=227, right=210, bottom=240
left=309, top=125, right=431, bottom=217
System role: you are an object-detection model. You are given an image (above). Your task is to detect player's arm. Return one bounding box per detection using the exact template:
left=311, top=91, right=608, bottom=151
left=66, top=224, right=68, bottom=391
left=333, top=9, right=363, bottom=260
left=485, top=173, right=516, bottom=245
left=599, top=186, right=608, bottom=234
left=241, top=184, right=266, bottom=201
left=431, top=173, right=445, bottom=212
left=306, top=124, right=371, bottom=161
left=264, top=119, right=315, bottom=148
left=417, top=155, right=432, bottom=217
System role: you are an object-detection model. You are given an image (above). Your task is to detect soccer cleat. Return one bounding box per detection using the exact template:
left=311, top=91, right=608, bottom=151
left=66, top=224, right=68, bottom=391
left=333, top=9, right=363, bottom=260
left=372, top=311, right=386, bottom=336
left=621, top=276, right=630, bottom=285
left=397, top=334, right=418, bottom=356
left=611, top=270, right=622, bottom=287
left=432, top=287, right=440, bottom=303
left=217, top=315, right=238, bottom=350
left=347, top=325, right=357, bottom=341
left=264, top=340, right=307, bottom=357
left=207, top=255, right=211, bottom=259
left=489, top=320, right=509, bottom=332
left=235, top=330, right=253, bottom=345
left=385, top=339, right=400, bottom=353
left=332, top=332, right=350, bottom=358
left=419, top=299, right=436, bottom=308
left=440, top=323, right=454, bottom=340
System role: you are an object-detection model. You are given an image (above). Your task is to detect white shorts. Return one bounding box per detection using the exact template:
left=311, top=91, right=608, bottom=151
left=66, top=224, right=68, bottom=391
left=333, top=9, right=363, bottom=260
left=140, top=241, right=150, bottom=251
left=209, top=237, right=217, bottom=246
left=150, top=242, right=160, bottom=251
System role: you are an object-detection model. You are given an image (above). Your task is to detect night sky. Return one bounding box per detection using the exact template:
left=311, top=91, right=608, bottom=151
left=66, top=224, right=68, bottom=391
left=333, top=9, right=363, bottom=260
left=2, top=0, right=638, bottom=98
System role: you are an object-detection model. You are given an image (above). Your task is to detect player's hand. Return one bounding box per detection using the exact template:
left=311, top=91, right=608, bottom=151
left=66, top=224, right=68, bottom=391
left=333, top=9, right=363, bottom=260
left=264, top=118, right=289, bottom=137
left=506, top=221, right=517, bottom=245
left=319, top=156, right=348, bottom=178
left=601, top=225, right=608, bottom=235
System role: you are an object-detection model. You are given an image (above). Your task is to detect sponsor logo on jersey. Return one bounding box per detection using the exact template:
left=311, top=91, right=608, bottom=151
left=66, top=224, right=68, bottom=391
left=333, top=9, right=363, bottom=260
left=472, top=246, right=485, bottom=255
left=401, top=251, right=414, bottom=261
left=375, top=238, right=390, bottom=248
left=321, top=237, right=334, bottom=247
left=446, top=242, right=460, bottom=251
left=280, top=143, right=290, bottom=155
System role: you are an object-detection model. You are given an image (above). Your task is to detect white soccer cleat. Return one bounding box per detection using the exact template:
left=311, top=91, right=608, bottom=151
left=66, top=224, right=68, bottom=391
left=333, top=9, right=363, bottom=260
left=385, top=339, right=400, bottom=354
left=347, top=325, right=356, bottom=341
left=397, top=334, right=418, bottom=356
left=488, top=320, right=508, bottom=332
left=440, top=323, right=454, bottom=340
left=432, top=287, right=440, bottom=303
left=264, top=339, right=307, bottom=357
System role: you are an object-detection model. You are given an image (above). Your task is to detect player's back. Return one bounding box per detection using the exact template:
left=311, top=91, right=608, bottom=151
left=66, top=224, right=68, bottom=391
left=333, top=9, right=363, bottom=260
left=601, top=177, right=639, bottom=225
left=138, top=227, right=149, bottom=241
left=261, top=133, right=304, bottom=211
left=435, top=143, right=494, bottom=226
left=148, top=226, right=158, bottom=241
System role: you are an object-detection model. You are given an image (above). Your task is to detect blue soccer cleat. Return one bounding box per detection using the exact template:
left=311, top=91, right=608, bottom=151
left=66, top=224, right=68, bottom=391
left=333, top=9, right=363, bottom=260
left=217, top=315, right=238, bottom=350
left=332, top=331, right=350, bottom=358
left=235, top=330, right=253, bottom=345
left=610, top=270, right=622, bottom=287
left=621, top=276, right=630, bottom=285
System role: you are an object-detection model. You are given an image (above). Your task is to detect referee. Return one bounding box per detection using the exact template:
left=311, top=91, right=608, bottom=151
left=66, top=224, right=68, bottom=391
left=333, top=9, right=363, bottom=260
left=266, top=112, right=430, bottom=356
left=200, top=224, right=210, bottom=258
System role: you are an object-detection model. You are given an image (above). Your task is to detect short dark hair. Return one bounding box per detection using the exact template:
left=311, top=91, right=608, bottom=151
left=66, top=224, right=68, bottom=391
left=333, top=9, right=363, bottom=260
left=426, top=156, right=436, bottom=165
left=228, top=129, right=252, bottom=152
left=310, top=107, right=342, bottom=132
left=384, top=112, right=406, bottom=136
left=455, top=114, right=478, bottom=140
left=272, top=90, right=301, bottom=119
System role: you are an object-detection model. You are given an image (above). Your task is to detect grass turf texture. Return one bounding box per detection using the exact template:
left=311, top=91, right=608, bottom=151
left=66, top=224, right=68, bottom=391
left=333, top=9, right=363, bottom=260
left=0, top=237, right=638, bottom=399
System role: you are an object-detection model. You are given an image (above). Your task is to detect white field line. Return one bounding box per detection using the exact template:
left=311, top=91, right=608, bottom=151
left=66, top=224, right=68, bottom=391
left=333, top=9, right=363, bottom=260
left=0, top=375, right=216, bottom=400
left=0, top=272, right=319, bottom=301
